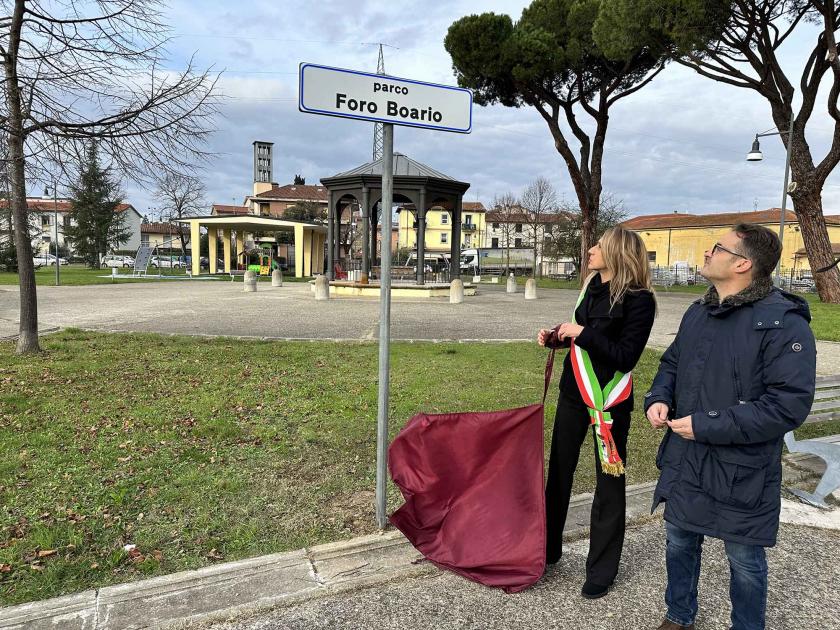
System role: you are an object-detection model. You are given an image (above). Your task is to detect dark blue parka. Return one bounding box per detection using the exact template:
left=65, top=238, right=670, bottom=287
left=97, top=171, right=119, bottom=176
left=644, top=287, right=816, bottom=547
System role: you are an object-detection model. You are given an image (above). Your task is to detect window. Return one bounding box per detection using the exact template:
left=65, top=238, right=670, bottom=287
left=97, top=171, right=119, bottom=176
left=441, top=232, right=448, bottom=244
left=464, top=214, right=473, bottom=226
left=515, top=238, right=523, bottom=248
left=141, top=234, right=150, bottom=246
left=492, top=222, right=499, bottom=230
left=491, top=237, right=499, bottom=248
left=440, top=212, right=448, bottom=225
left=515, top=223, right=522, bottom=233
left=464, top=234, right=472, bottom=247
left=647, top=251, right=657, bottom=262
left=63, top=215, right=71, bottom=228
left=41, top=215, right=50, bottom=227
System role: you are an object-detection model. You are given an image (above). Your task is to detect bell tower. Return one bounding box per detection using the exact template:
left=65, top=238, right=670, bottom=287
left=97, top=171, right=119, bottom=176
left=253, top=141, right=274, bottom=196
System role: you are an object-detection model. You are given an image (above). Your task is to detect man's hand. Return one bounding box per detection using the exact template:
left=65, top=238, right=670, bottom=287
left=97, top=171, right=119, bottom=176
left=646, top=402, right=669, bottom=429
left=667, top=416, right=695, bottom=440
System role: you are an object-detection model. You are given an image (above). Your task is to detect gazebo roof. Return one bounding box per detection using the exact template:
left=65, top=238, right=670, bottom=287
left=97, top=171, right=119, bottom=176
left=332, top=153, right=455, bottom=180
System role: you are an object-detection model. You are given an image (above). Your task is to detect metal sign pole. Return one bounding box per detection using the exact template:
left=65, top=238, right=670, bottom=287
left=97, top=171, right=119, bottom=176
left=53, top=183, right=60, bottom=286
left=375, top=123, right=394, bottom=529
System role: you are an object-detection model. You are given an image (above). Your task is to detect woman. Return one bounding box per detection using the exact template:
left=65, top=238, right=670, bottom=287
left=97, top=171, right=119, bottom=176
left=538, top=225, right=656, bottom=600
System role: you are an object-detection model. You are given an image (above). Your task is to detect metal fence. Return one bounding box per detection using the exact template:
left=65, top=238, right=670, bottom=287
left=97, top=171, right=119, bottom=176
left=650, top=265, right=817, bottom=293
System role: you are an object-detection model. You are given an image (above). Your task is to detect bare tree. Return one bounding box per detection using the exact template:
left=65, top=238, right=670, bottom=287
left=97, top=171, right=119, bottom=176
left=544, top=194, right=628, bottom=273
left=489, top=192, right=521, bottom=274
left=521, top=177, right=558, bottom=278
left=0, top=0, right=219, bottom=353
left=154, top=172, right=206, bottom=255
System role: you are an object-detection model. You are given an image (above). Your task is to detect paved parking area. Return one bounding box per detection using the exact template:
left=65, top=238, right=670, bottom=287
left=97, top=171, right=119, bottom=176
left=1, top=281, right=838, bottom=374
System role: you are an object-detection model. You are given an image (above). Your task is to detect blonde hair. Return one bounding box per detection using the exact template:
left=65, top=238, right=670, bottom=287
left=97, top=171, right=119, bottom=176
left=590, top=225, right=656, bottom=311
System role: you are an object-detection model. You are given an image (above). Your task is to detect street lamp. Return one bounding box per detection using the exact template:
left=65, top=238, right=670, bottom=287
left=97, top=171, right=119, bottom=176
left=747, top=110, right=795, bottom=286
left=44, top=185, right=60, bottom=286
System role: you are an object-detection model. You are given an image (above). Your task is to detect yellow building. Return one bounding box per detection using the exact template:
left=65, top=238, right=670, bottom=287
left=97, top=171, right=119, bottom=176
left=396, top=201, right=486, bottom=252
left=622, top=209, right=840, bottom=273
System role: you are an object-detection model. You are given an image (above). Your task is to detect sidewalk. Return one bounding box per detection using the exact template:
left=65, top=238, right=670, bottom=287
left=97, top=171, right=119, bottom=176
left=205, top=515, right=840, bottom=630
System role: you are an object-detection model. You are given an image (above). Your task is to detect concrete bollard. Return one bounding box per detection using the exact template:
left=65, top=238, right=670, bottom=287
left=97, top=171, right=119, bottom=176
left=525, top=278, right=537, bottom=300
left=243, top=270, right=257, bottom=292
left=314, top=274, right=330, bottom=301
left=450, top=278, right=464, bottom=304
left=271, top=269, right=283, bottom=287
left=506, top=273, right=517, bottom=293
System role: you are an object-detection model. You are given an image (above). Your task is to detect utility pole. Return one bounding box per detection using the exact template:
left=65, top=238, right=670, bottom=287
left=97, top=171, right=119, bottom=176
left=373, top=45, right=386, bottom=161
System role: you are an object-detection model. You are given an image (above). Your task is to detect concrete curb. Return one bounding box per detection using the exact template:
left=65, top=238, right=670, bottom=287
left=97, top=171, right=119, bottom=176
left=1, top=471, right=826, bottom=630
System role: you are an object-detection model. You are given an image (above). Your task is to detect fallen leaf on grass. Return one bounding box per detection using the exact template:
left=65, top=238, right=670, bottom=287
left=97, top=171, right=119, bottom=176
left=206, top=548, right=224, bottom=560
left=152, top=550, right=163, bottom=562
left=0, top=563, right=11, bottom=573
left=37, top=549, right=57, bottom=558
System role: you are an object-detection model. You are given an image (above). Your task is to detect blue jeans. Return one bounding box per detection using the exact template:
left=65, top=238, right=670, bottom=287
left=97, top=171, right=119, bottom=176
left=665, top=522, right=768, bottom=630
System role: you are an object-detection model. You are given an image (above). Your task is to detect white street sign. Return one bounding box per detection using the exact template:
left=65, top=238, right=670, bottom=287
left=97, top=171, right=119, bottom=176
left=299, top=63, right=473, bottom=133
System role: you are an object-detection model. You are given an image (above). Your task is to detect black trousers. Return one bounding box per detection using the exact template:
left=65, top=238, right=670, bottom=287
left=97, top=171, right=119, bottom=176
left=545, top=391, right=631, bottom=585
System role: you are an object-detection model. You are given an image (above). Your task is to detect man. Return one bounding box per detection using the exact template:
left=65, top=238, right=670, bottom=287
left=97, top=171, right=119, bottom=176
left=644, top=224, right=816, bottom=630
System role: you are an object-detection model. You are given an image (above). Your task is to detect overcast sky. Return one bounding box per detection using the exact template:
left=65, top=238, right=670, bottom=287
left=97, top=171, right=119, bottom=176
left=123, top=0, right=840, bottom=220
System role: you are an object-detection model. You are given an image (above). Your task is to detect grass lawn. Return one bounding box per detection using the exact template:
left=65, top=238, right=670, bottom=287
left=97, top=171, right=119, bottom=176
left=0, top=332, right=659, bottom=605
left=0, top=265, right=311, bottom=286
left=2, top=332, right=838, bottom=606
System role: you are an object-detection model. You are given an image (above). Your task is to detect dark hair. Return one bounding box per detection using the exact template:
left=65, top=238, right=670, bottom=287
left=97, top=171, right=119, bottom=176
left=733, top=223, right=781, bottom=279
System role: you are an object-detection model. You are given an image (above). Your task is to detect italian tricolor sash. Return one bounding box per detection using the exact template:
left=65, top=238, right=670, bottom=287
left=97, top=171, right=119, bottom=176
left=569, top=281, right=632, bottom=476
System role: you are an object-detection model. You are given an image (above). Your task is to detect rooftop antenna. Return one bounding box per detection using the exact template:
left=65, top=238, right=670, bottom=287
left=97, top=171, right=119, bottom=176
left=362, top=42, right=399, bottom=160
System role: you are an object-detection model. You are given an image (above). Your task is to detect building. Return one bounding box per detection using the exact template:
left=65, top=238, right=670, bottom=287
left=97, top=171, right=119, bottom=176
left=1, top=195, right=142, bottom=255
left=395, top=201, right=486, bottom=252
left=140, top=222, right=191, bottom=251
left=622, top=209, right=840, bottom=272
left=245, top=184, right=328, bottom=217
left=484, top=206, right=573, bottom=275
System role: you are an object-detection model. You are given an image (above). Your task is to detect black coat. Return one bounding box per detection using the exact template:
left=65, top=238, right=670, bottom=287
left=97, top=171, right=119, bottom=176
left=645, top=288, right=816, bottom=547
left=554, top=274, right=657, bottom=413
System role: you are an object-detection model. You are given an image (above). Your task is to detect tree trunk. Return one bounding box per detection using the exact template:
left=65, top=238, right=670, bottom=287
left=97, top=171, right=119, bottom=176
left=9, top=133, right=39, bottom=353
left=5, top=0, right=39, bottom=353
left=791, top=191, right=840, bottom=302
left=579, top=198, right=596, bottom=283
left=179, top=233, right=188, bottom=260
left=533, top=227, right=538, bottom=279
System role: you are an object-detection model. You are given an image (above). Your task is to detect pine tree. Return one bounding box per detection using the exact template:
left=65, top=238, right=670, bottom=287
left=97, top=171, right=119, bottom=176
left=64, top=144, right=130, bottom=268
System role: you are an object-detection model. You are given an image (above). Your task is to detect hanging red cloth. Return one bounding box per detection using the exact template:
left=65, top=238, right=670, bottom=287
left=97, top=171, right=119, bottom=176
left=388, top=351, right=555, bottom=593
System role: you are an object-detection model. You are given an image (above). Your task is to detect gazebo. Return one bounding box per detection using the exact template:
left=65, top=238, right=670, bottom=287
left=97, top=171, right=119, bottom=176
left=176, top=215, right=327, bottom=278
left=320, top=153, right=471, bottom=285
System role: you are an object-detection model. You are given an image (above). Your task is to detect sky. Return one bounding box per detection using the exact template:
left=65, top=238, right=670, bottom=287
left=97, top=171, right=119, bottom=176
left=122, top=0, right=840, bottom=220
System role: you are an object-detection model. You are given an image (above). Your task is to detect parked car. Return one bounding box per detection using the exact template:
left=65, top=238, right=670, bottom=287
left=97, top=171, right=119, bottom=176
left=32, top=253, right=68, bottom=267
left=791, top=278, right=816, bottom=293
left=199, top=256, right=224, bottom=270
left=150, top=255, right=186, bottom=269
left=101, top=254, right=135, bottom=268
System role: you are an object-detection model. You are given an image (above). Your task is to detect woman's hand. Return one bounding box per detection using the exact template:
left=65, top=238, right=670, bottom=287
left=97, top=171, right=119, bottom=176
left=537, top=329, right=552, bottom=346
left=558, top=322, right=584, bottom=341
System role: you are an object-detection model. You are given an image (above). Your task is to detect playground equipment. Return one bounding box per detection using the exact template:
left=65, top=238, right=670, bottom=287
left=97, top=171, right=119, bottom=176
left=243, top=246, right=279, bottom=276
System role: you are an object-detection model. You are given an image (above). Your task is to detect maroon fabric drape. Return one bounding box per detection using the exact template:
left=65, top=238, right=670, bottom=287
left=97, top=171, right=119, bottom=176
left=388, top=402, right=547, bottom=593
